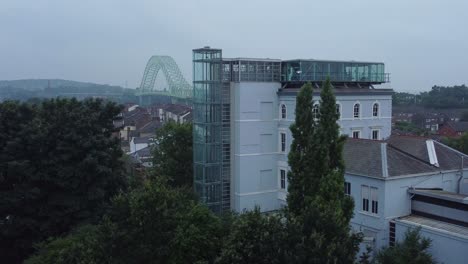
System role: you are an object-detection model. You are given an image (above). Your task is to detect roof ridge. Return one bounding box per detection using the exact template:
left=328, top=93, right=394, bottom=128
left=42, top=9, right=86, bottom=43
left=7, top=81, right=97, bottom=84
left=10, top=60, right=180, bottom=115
left=386, top=143, right=436, bottom=169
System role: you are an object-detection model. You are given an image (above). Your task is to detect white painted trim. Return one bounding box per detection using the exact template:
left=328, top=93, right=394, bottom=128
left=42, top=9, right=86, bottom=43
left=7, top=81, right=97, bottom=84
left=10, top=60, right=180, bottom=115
left=234, top=189, right=278, bottom=196
left=235, top=152, right=279, bottom=157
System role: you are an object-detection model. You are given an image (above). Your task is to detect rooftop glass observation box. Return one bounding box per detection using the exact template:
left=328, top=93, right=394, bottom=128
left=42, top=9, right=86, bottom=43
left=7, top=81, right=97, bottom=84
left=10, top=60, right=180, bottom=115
left=281, top=60, right=389, bottom=84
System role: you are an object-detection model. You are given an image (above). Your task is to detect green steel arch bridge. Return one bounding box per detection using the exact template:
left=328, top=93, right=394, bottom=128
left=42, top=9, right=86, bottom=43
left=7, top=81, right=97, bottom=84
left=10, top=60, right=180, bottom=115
left=137, top=55, right=192, bottom=100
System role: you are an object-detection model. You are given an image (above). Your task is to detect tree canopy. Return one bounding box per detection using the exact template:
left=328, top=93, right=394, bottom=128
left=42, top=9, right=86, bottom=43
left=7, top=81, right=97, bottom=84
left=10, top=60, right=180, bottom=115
left=151, top=121, right=193, bottom=188
left=375, top=228, right=436, bottom=264
left=287, top=79, right=361, bottom=263
left=0, top=98, right=127, bottom=263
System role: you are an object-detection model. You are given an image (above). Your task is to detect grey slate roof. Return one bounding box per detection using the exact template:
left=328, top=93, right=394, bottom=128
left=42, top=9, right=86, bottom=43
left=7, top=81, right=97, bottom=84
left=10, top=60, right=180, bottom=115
left=344, top=135, right=468, bottom=178
left=132, top=137, right=152, bottom=144
left=139, top=120, right=162, bottom=134
left=447, top=121, right=468, bottom=132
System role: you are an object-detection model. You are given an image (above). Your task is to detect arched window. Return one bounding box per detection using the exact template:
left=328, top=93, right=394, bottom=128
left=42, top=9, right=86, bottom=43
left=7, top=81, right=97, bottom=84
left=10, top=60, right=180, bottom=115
left=313, top=104, right=320, bottom=120
left=372, top=103, right=379, bottom=117
left=353, top=103, right=360, bottom=118
left=281, top=104, right=286, bottom=119
left=336, top=103, right=341, bottom=119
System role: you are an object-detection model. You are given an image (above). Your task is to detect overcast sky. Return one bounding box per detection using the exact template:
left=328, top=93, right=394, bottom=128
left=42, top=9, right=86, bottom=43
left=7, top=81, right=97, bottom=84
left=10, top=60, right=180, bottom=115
left=1, top=0, right=467, bottom=92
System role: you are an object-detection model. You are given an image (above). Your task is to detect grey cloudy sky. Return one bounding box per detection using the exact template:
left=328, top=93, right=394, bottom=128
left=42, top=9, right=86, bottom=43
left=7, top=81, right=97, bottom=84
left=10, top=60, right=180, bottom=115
left=1, top=0, right=467, bottom=92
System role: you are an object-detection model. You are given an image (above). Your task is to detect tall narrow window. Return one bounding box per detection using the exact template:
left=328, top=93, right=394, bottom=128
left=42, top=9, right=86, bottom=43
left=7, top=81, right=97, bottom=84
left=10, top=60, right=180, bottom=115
left=352, top=131, right=360, bottom=139
left=281, top=104, right=286, bottom=119
left=372, top=130, right=379, bottom=140
left=371, top=187, right=379, bottom=214
left=373, top=103, right=379, bottom=117
left=344, top=182, right=351, bottom=195
left=353, top=103, right=360, bottom=118
left=280, top=169, right=286, bottom=190
left=361, top=185, right=369, bottom=212
left=313, top=104, right=319, bottom=120
left=280, top=132, right=286, bottom=152
left=336, top=104, right=341, bottom=119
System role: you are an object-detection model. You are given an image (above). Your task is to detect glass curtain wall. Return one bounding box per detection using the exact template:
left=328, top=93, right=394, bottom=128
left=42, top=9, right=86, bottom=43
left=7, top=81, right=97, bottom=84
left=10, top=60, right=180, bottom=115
left=193, top=48, right=223, bottom=213
left=281, top=60, right=387, bottom=83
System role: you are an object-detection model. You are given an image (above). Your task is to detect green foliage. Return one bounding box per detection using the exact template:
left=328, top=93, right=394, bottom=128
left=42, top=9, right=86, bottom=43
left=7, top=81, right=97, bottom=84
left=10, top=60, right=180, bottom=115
left=152, top=121, right=193, bottom=188
left=394, top=121, right=426, bottom=135
left=287, top=82, right=316, bottom=216
left=393, top=85, right=468, bottom=109
left=24, top=225, right=104, bottom=264
left=217, top=208, right=288, bottom=264
left=26, top=179, right=223, bottom=264
left=286, top=78, right=361, bottom=263
left=442, top=132, right=468, bottom=154
left=375, top=228, right=436, bottom=264
left=0, top=98, right=126, bottom=263
left=358, top=245, right=373, bottom=264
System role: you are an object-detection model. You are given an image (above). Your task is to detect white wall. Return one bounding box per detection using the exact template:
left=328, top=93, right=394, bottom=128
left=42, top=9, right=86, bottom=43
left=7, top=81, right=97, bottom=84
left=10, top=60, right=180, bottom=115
left=345, top=170, right=462, bottom=250
left=395, top=220, right=468, bottom=264
left=232, top=81, right=282, bottom=212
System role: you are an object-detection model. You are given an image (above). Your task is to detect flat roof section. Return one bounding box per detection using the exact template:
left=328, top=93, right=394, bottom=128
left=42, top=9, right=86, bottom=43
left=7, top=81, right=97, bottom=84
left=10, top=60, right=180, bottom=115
left=409, top=189, right=468, bottom=204
left=396, top=214, right=468, bottom=239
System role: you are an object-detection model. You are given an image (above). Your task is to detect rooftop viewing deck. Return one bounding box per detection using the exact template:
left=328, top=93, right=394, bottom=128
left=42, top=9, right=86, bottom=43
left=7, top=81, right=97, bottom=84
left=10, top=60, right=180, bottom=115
left=281, top=59, right=390, bottom=84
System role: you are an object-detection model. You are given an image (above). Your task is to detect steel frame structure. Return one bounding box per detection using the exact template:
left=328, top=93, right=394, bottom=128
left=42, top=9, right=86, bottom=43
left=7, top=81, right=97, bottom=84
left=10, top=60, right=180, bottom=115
left=138, top=55, right=192, bottom=99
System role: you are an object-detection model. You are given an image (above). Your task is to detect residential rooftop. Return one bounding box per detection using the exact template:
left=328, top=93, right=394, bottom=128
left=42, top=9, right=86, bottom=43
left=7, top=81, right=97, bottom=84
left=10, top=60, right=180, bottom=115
left=343, top=135, right=468, bottom=178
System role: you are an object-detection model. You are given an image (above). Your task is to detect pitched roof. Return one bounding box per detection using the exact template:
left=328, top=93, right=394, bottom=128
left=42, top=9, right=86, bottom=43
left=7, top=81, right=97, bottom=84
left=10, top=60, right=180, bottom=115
left=132, top=137, right=152, bottom=144
left=447, top=121, right=468, bottom=132
left=139, top=120, right=162, bottom=134
left=344, top=135, right=468, bottom=178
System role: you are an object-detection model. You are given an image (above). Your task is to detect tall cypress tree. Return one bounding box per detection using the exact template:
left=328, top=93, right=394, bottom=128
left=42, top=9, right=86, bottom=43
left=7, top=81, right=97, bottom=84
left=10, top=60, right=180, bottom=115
left=287, top=78, right=361, bottom=263
left=286, top=82, right=317, bottom=216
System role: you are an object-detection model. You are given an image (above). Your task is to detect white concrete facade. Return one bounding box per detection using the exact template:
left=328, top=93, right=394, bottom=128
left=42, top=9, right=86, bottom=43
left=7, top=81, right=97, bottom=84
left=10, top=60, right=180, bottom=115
left=230, top=81, right=393, bottom=213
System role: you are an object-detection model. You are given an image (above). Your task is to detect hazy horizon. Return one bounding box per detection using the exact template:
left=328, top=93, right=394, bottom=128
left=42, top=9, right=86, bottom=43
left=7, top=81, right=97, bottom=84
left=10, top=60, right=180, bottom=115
left=1, top=0, right=467, bottom=93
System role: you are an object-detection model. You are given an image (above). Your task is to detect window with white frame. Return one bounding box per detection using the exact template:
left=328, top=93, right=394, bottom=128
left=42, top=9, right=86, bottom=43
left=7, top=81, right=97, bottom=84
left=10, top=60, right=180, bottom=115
left=280, top=132, right=286, bottom=152
left=371, top=187, right=378, bottom=214
left=344, top=182, right=351, bottom=195
left=362, top=185, right=369, bottom=212
left=372, top=103, right=379, bottom=117
left=313, top=104, right=319, bottom=120
left=281, top=104, right=286, bottom=119
left=362, top=185, right=378, bottom=214
left=280, top=169, right=286, bottom=190
left=372, top=129, right=379, bottom=140
left=336, top=104, right=341, bottom=119
left=352, top=130, right=360, bottom=139
left=353, top=103, right=360, bottom=118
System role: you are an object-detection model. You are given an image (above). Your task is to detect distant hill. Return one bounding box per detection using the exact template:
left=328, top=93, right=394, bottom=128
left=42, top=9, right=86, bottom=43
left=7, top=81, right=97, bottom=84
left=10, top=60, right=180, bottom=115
left=0, top=79, right=138, bottom=103
left=0, top=79, right=122, bottom=91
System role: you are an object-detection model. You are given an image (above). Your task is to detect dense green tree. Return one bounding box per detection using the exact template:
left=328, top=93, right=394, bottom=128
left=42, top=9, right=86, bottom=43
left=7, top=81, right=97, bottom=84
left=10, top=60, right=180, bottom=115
left=375, top=228, right=436, bottom=264
left=287, top=82, right=317, bottom=216
left=0, top=98, right=127, bottom=263
left=443, top=132, right=468, bottom=154
left=26, top=179, right=224, bottom=264
left=152, top=121, right=193, bottom=188
left=217, top=208, right=288, bottom=264
left=24, top=225, right=104, bottom=264
left=287, top=78, right=361, bottom=263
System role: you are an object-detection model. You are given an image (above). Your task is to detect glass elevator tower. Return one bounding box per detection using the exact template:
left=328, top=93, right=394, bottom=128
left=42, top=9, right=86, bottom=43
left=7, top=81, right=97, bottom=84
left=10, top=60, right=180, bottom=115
left=193, top=47, right=227, bottom=213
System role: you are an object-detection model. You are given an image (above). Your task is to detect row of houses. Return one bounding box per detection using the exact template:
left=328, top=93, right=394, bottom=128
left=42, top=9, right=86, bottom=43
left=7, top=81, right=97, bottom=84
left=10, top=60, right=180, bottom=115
left=113, top=103, right=192, bottom=169
left=393, top=110, right=468, bottom=137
